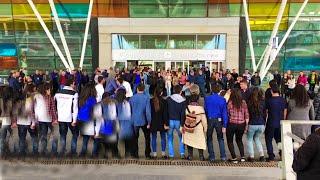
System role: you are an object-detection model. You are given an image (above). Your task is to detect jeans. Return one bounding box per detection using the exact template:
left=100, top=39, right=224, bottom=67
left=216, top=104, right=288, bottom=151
left=151, top=131, right=166, bottom=153
left=247, top=125, right=265, bottom=158
left=133, top=125, right=151, bottom=158
left=144, top=84, right=150, bottom=97
left=133, top=83, right=139, bottom=94
left=81, top=135, right=99, bottom=156
left=59, top=122, right=79, bottom=155
left=0, top=125, right=11, bottom=157
left=226, top=123, right=245, bottom=159
left=39, top=122, right=58, bottom=155
left=166, top=83, right=171, bottom=96
left=265, top=126, right=281, bottom=160
left=18, top=125, right=38, bottom=155
left=168, top=120, right=185, bottom=158
left=199, top=84, right=206, bottom=97
left=206, top=118, right=226, bottom=160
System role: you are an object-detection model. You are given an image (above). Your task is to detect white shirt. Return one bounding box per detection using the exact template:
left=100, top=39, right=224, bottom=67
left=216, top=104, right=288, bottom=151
left=122, top=81, right=133, bottom=98
left=34, top=93, right=51, bottom=123
left=95, top=83, right=105, bottom=102
left=54, top=86, right=78, bottom=123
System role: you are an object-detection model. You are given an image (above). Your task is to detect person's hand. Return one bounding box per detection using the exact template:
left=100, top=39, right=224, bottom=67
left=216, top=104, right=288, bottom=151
left=52, top=120, right=58, bottom=126
left=222, top=127, right=226, bottom=134
left=147, top=124, right=150, bottom=129
left=164, top=125, right=170, bottom=130
left=244, top=125, right=248, bottom=133
left=30, top=123, right=36, bottom=130
left=11, top=122, right=17, bottom=129
left=71, top=121, right=77, bottom=127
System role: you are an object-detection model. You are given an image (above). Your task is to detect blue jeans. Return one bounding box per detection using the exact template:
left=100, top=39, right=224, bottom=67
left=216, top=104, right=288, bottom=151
left=151, top=131, right=166, bottom=153
left=0, top=125, right=11, bottom=157
left=39, top=122, right=58, bottom=155
left=144, top=84, right=150, bottom=97
left=18, top=125, right=38, bottom=155
left=207, top=118, right=226, bottom=160
left=133, top=83, right=139, bottom=94
left=81, top=135, right=99, bottom=156
left=247, top=125, right=265, bottom=157
left=168, top=120, right=184, bottom=158
left=59, top=122, right=79, bottom=155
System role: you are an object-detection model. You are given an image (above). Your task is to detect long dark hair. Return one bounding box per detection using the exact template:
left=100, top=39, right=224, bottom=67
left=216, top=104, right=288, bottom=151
left=248, top=87, right=264, bottom=116
left=153, top=87, right=163, bottom=112
left=115, top=88, right=127, bottom=104
left=79, top=83, right=97, bottom=107
left=229, top=88, right=243, bottom=110
left=37, top=82, right=51, bottom=96
left=291, top=84, right=309, bottom=107
left=0, top=86, right=14, bottom=116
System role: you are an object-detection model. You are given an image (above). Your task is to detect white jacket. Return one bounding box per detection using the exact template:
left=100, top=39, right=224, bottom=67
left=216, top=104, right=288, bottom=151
left=34, top=93, right=50, bottom=122
left=54, top=86, right=78, bottom=123
left=122, top=81, right=133, bottom=98
left=80, top=104, right=103, bottom=136
left=95, top=83, right=104, bottom=103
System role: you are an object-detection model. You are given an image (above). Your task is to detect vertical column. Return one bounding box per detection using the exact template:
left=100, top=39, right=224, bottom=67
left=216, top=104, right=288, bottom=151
left=281, top=121, right=295, bottom=180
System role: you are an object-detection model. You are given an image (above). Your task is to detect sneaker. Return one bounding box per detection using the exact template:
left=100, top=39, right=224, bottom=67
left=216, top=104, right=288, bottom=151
left=229, top=158, right=238, bottom=164
left=186, top=156, right=193, bottom=161
left=247, top=157, right=254, bottom=162
left=259, top=156, right=265, bottom=162
left=199, top=156, right=205, bottom=161
left=266, top=157, right=275, bottom=162
left=240, top=157, right=246, bottom=162
left=162, top=155, right=168, bottom=159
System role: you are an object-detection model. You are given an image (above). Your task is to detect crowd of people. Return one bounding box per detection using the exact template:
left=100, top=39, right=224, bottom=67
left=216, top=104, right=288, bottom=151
left=0, top=66, right=319, bottom=166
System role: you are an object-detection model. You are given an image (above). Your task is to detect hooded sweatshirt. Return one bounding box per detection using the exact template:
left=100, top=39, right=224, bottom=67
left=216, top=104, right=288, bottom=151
left=167, top=94, right=187, bottom=126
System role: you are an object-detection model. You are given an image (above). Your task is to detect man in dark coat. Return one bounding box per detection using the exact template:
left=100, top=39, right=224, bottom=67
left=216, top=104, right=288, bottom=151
left=293, top=128, right=320, bottom=180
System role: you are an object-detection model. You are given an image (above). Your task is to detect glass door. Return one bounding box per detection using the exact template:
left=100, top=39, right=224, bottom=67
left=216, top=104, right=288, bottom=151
left=114, top=61, right=126, bottom=70
left=154, top=61, right=165, bottom=71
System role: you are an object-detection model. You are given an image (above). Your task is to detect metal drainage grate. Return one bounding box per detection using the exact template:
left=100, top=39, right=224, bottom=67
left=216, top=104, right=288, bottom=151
left=33, top=159, right=278, bottom=167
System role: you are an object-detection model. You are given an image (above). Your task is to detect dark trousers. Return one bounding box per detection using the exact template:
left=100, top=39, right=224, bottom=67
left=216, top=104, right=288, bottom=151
left=81, top=135, right=100, bottom=156
left=39, top=122, right=57, bottom=155
left=133, top=125, right=151, bottom=158
left=124, top=138, right=135, bottom=157
left=206, top=80, right=211, bottom=93
left=207, top=118, right=226, bottom=160
left=309, top=84, right=316, bottom=92
left=226, top=123, right=245, bottom=159
left=265, top=126, right=281, bottom=160
left=18, top=125, right=38, bottom=155
left=59, top=122, right=79, bottom=155
left=187, top=145, right=204, bottom=159
left=102, top=141, right=119, bottom=158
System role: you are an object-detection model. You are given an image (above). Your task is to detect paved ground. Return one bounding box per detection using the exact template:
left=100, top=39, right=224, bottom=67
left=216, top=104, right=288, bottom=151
left=0, top=162, right=282, bottom=180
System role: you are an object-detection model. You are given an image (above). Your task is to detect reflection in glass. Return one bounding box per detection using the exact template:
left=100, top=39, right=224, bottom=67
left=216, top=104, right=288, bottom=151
left=0, top=43, right=17, bottom=56
left=169, top=35, right=195, bottom=49
left=141, top=35, right=167, bottom=49
left=169, top=4, right=207, bottom=17
left=130, top=4, right=168, bottom=17
left=18, top=43, right=54, bottom=57
left=112, top=34, right=139, bottom=49
left=197, top=34, right=226, bottom=50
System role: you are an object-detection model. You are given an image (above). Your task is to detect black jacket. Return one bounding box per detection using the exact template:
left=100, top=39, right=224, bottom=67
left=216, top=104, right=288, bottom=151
left=167, top=94, right=187, bottom=126
left=293, top=131, right=320, bottom=180
left=150, top=97, right=168, bottom=132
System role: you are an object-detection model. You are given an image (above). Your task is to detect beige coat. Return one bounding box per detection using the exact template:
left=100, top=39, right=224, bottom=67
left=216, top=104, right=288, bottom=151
left=182, top=105, right=208, bottom=150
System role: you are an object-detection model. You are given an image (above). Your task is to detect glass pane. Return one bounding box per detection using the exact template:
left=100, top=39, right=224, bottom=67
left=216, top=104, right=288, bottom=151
left=285, top=43, right=320, bottom=57
left=250, top=31, right=285, bottom=44
left=71, top=57, right=92, bottom=69
left=0, top=31, right=15, bottom=43
left=97, top=3, right=129, bottom=17
left=112, top=34, right=139, bottom=49
left=53, top=20, right=87, bottom=31
left=249, top=17, right=288, bottom=31
left=15, top=31, right=50, bottom=44
left=130, top=4, right=168, bottom=17
left=290, top=17, right=320, bottom=30
left=169, top=4, right=207, bottom=17
left=284, top=57, right=320, bottom=71
left=197, top=34, right=226, bottom=50
left=13, top=4, right=52, bottom=30
left=0, top=4, right=13, bottom=31
left=54, top=31, right=91, bottom=44
left=56, top=43, right=92, bottom=57
left=24, top=56, right=56, bottom=70
left=169, top=35, right=195, bottom=49
left=18, top=43, right=54, bottom=57
left=286, top=31, right=320, bottom=44
left=169, top=0, right=207, bottom=3
left=55, top=4, right=89, bottom=18
left=140, top=35, right=167, bottom=49
left=115, top=62, right=126, bottom=70
left=129, top=0, right=168, bottom=4
left=208, top=4, right=242, bottom=17
left=0, top=43, right=17, bottom=56
left=249, top=3, right=289, bottom=17
left=289, top=3, right=320, bottom=17
left=155, top=61, right=165, bottom=71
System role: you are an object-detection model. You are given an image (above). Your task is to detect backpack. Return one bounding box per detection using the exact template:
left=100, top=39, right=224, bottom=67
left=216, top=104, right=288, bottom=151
left=183, top=106, right=202, bottom=133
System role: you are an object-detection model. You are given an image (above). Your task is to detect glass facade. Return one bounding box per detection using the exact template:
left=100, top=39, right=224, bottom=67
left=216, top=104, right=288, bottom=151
left=112, top=34, right=226, bottom=50
left=0, top=1, right=93, bottom=72
left=2, top=0, right=320, bottom=72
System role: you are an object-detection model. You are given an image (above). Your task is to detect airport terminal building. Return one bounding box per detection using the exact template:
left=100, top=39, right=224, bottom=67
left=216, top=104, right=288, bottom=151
left=0, top=0, right=319, bottom=73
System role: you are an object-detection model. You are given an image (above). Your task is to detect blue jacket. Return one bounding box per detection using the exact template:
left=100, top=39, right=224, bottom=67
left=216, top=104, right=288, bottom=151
left=129, top=93, right=151, bottom=126
left=105, top=79, right=118, bottom=95
left=77, top=97, right=97, bottom=122
left=188, top=75, right=196, bottom=84
left=196, top=74, right=206, bottom=85
left=116, top=101, right=134, bottom=139
left=167, top=94, right=187, bottom=125
left=204, top=93, right=229, bottom=128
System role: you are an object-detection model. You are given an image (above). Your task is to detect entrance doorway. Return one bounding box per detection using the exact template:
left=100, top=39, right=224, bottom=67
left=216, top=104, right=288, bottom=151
left=170, top=61, right=189, bottom=72
left=155, top=61, right=165, bottom=71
